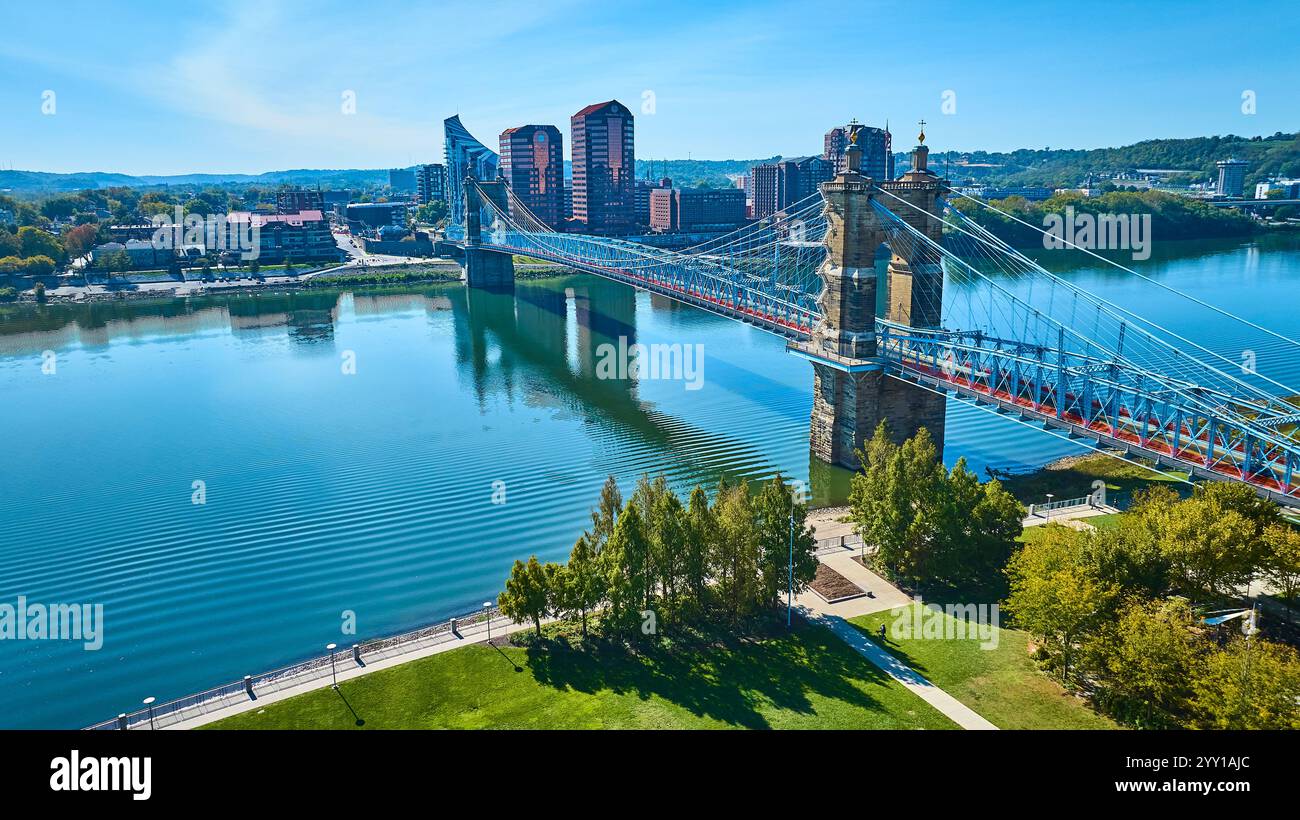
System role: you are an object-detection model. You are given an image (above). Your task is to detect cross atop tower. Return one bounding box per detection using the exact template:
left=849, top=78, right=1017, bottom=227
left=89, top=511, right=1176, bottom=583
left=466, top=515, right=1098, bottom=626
left=917, top=119, right=927, bottom=144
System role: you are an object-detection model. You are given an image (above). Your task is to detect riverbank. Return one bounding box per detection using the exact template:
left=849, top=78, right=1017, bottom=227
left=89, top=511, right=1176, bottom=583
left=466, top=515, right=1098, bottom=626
left=12, top=261, right=580, bottom=304
left=994, top=450, right=1186, bottom=506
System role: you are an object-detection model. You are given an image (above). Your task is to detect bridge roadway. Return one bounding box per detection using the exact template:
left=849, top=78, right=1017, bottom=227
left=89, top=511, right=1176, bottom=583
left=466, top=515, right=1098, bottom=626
left=457, top=237, right=817, bottom=340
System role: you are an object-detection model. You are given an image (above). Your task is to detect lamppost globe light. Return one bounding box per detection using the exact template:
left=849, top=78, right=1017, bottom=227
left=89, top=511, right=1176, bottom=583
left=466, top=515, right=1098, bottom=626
left=326, top=643, right=337, bottom=651
left=142, top=696, right=155, bottom=706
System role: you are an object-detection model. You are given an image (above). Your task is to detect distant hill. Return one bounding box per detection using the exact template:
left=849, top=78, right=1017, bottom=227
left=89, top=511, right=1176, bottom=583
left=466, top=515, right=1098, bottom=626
left=0, top=168, right=392, bottom=194
left=4, top=131, right=1296, bottom=196
left=930, top=132, right=1300, bottom=188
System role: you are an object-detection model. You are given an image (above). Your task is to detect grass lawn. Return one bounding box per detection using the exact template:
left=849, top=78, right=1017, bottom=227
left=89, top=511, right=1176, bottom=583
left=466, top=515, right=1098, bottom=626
left=999, top=452, right=1185, bottom=506
left=850, top=605, right=1118, bottom=730
left=205, top=620, right=958, bottom=730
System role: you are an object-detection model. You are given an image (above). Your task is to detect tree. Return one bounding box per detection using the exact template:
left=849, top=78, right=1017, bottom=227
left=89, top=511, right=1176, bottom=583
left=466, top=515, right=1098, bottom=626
left=712, top=479, right=761, bottom=621
left=1191, top=636, right=1300, bottom=729
left=849, top=422, right=946, bottom=585
left=648, top=485, right=687, bottom=612
left=1087, top=597, right=1201, bottom=727
left=683, top=485, right=715, bottom=612
left=601, top=500, right=650, bottom=637
left=756, top=474, right=817, bottom=607
left=1264, top=524, right=1300, bottom=622
left=562, top=533, right=605, bottom=638
left=590, top=475, right=622, bottom=553
left=19, top=255, right=55, bottom=277
left=61, top=223, right=99, bottom=260
left=1004, top=525, right=1117, bottom=683
left=1143, top=483, right=1274, bottom=600
left=17, top=226, right=64, bottom=263
left=849, top=423, right=1020, bottom=591
left=498, top=555, right=551, bottom=637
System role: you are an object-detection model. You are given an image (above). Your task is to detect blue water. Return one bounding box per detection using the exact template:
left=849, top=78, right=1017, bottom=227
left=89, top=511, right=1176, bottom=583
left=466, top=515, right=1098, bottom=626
left=1, top=236, right=1298, bottom=728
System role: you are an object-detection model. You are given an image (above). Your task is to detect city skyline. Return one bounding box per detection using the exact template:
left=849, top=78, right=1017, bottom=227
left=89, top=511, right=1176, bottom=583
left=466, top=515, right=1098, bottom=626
left=1, top=0, right=1297, bottom=176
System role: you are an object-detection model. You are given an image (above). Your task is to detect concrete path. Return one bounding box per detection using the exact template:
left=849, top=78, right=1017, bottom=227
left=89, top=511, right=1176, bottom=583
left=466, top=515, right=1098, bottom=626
left=1021, top=504, right=1120, bottom=529
left=796, top=549, right=998, bottom=730
left=171, top=614, right=543, bottom=729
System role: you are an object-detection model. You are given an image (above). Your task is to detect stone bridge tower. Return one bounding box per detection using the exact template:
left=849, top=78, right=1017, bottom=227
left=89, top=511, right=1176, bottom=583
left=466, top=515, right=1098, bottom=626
left=463, top=172, right=515, bottom=289
left=795, top=124, right=948, bottom=469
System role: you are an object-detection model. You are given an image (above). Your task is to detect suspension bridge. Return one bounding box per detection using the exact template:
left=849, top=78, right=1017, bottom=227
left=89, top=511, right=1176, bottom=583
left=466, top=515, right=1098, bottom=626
left=442, top=120, right=1300, bottom=508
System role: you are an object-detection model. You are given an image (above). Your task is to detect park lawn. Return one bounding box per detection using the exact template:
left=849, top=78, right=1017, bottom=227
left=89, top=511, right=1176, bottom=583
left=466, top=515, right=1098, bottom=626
left=204, top=620, right=957, bottom=730
left=850, top=606, right=1118, bottom=730
left=999, top=452, right=1184, bottom=505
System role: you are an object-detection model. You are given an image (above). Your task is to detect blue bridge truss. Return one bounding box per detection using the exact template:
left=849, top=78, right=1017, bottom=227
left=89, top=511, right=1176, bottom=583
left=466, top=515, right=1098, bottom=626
left=443, top=120, right=1300, bottom=507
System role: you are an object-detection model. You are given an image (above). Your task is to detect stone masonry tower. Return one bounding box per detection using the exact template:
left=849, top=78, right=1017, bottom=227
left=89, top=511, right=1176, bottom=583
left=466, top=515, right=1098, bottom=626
left=795, top=123, right=948, bottom=469
left=463, top=170, right=515, bottom=289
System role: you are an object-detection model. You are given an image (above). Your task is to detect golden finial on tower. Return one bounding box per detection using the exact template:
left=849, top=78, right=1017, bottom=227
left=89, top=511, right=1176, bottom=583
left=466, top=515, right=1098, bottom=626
left=917, top=119, right=926, bottom=144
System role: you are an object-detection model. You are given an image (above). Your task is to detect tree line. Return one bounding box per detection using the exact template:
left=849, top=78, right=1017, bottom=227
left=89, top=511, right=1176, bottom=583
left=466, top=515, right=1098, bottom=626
left=959, top=189, right=1258, bottom=248
left=497, top=473, right=818, bottom=640
left=1005, top=483, right=1300, bottom=728
left=848, top=423, right=1025, bottom=594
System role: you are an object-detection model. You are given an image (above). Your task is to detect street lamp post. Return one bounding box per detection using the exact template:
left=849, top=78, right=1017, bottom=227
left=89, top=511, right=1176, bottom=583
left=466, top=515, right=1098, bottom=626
left=483, top=601, right=493, bottom=643
left=1044, top=493, right=1054, bottom=518
left=142, top=696, right=156, bottom=730
left=326, top=643, right=338, bottom=689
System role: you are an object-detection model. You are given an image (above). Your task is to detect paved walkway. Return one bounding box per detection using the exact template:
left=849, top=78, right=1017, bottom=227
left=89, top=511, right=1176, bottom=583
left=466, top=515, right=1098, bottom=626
left=796, top=549, right=998, bottom=730
left=1021, top=504, right=1120, bottom=530
left=171, top=614, right=542, bottom=729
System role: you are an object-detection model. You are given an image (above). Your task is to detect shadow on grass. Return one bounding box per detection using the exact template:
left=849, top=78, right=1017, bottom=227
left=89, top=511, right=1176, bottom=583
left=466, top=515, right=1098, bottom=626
left=335, top=687, right=365, bottom=727
left=518, top=617, right=900, bottom=729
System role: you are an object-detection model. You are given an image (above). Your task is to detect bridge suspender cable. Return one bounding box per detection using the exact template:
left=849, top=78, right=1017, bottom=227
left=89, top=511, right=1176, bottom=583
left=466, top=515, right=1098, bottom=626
left=946, top=190, right=1300, bottom=351
left=871, top=184, right=1300, bottom=410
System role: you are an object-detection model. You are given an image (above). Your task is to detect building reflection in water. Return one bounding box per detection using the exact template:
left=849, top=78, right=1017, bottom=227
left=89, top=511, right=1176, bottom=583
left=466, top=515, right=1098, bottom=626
left=0, top=279, right=849, bottom=504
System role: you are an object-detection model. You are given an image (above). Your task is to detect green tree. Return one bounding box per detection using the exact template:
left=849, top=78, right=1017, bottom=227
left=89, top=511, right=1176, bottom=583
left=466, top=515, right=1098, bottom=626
left=849, top=422, right=946, bottom=585
left=590, top=475, right=622, bottom=553
left=562, top=533, right=605, bottom=638
left=601, top=500, right=650, bottom=637
left=712, top=479, right=761, bottom=621
left=498, top=555, right=551, bottom=637
left=1144, top=483, right=1274, bottom=600
left=19, top=255, right=55, bottom=277
left=756, top=474, right=817, bottom=607
left=682, top=485, right=715, bottom=612
left=1004, top=525, right=1117, bottom=683
left=1191, top=636, right=1300, bottom=729
left=1087, top=597, right=1201, bottom=727
left=1264, top=524, right=1300, bottom=622
left=17, top=226, right=65, bottom=263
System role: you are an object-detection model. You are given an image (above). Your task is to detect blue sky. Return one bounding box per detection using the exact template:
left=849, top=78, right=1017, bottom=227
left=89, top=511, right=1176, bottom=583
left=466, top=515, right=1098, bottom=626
left=1, top=0, right=1296, bottom=175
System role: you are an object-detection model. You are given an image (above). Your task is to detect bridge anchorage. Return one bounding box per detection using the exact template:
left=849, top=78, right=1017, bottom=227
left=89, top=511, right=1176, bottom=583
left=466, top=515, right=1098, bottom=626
left=788, top=124, right=948, bottom=469
left=443, top=114, right=1300, bottom=507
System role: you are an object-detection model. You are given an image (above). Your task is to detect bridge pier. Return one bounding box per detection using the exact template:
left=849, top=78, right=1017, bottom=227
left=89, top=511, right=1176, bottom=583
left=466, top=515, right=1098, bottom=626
left=795, top=125, right=948, bottom=470
left=463, top=173, right=515, bottom=289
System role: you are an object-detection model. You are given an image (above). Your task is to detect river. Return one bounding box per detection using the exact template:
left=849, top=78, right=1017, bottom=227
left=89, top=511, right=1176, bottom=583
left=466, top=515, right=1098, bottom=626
left=1, top=234, right=1297, bottom=727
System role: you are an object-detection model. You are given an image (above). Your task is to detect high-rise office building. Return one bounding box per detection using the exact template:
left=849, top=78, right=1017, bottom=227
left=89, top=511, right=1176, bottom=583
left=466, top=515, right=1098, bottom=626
left=499, top=125, right=564, bottom=229
left=571, top=100, right=635, bottom=235
left=1216, top=158, right=1249, bottom=198
left=444, top=115, right=500, bottom=234
left=750, top=156, right=833, bottom=218
left=415, top=163, right=446, bottom=205
left=825, top=123, right=893, bottom=180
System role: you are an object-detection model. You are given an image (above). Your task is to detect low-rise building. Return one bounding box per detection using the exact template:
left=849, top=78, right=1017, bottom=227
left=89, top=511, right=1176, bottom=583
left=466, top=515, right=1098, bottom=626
left=345, top=202, right=408, bottom=232
left=226, top=210, right=341, bottom=262
left=649, top=185, right=746, bottom=233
